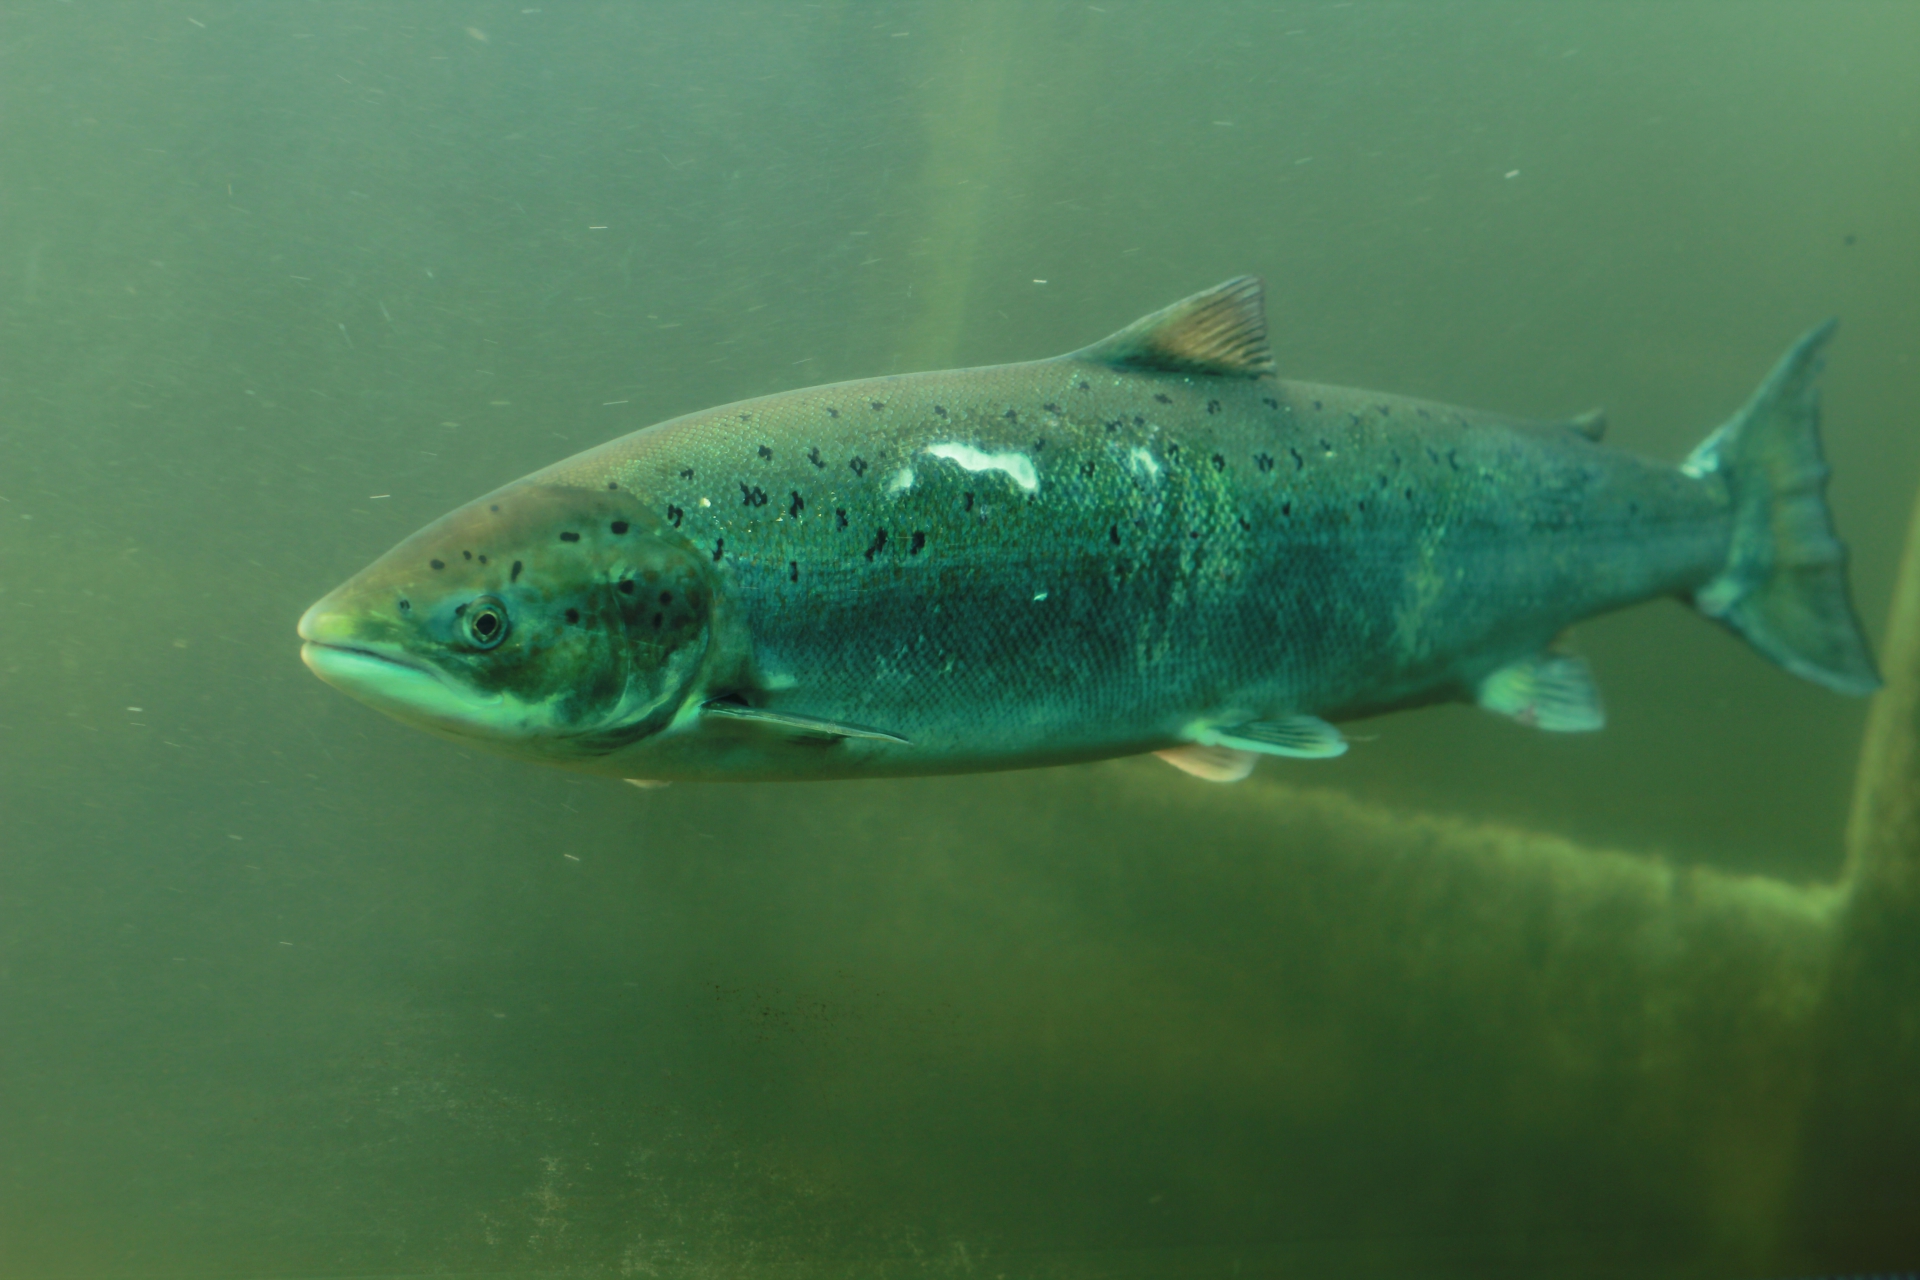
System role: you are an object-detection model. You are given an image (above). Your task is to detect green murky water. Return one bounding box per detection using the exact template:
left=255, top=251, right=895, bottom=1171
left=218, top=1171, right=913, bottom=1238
left=3, top=4, right=1917, bottom=1277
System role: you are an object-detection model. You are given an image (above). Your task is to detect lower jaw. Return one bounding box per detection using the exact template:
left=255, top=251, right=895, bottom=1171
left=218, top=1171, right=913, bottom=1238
left=301, top=642, right=504, bottom=729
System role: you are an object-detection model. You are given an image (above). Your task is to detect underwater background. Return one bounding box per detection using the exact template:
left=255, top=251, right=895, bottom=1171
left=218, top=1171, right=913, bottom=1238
left=2, top=3, right=1917, bottom=1277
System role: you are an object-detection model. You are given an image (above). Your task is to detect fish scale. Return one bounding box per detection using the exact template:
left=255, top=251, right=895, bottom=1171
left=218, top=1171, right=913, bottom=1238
left=299, top=277, right=1878, bottom=782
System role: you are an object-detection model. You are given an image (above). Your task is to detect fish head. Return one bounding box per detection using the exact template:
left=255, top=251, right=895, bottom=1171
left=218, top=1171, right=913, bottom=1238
left=298, top=483, right=713, bottom=762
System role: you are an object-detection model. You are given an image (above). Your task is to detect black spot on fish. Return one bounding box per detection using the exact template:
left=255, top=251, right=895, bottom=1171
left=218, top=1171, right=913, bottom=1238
left=462, top=550, right=472, bottom=560
left=836, top=508, right=848, bottom=529
left=490, top=504, right=500, bottom=513
left=660, top=591, right=673, bottom=604
left=1207, top=400, right=1221, bottom=415
left=1289, top=448, right=1304, bottom=471
left=1312, top=399, right=1323, bottom=411
left=651, top=613, right=663, bottom=628
left=826, top=406, right=840, bottom=419
left=807, top=447, right=825, bottom=469
left=1082, top=459, right=1096, bottom=478
left=757, top=444, right=772, bottom=460
left=618, top=579, right=635, bottom=595
left=1044, top=402, right=1062, bottom=414
left=1319, top=439, right=1333, bottom=455
left=1133, top=415, right=1145, bottom=426
left=1104, top=419, right=1121, bottom=432
left=932, top=404, right=948, bottom=418
left=864, top=528, right=887, bottom=561
left=1212, top=453, right=1226, bottom=471
left=1377, top=404, right=1391, bottom=417
left=680, top=467, right=694, bottom=480
left=1255, top=452, right=1275, bottom=473
left=1404, top=487, right=1414, bottom=502
left=666, top=504, right=684, bottom=528
left=789, top=561, right=799, bottom=582
left=909, top=531, right=926, bottom=555
left=560, top=531, right=581, bottom=543
left=849, top=457, right=868, bottom=478
left=478, top=554, right=488, bottom=566
left=1262, top=397, right=1279, bottom=410
left=1282, top=501, right=1292, bottom=517
left=740, top=483, right=768, bottom=507
left=1077, top=380, right=1091, bottom=391
left=398, top=598, right=411, bottom=613
left=1004, top=408, right=1019, bottom=422
left=870, top=400, right=885, bottom=411
left=788, top=491, right=804, bottom=518
left=606, top=482, right=618, bottom=491
left=1154, top=393, right=1171, bottom=404
left=963, top=492, right=974, bottom=513
left=565, top=608, right=580, bottom=624
left=1167, top=444, right=1181, bottom=461
left=1350, top=412, right=1362, bottom=426
left=511, top=560, right=523, bottom=582
left=1190, top=530, right=1202, bottom=539
left=430, top=559, right=445, bottom=570
left=610, top=520, right=629, bottom=535
left=1378, top=474, right=1389, bottom=490
left=1447, top=449, right=1461, bottom=471
left=1238, top=516, right=1252, bottom=531
left=712, top=539, right=725, bottom=562
left=1032, top=438, right=1045, bottom=452
left=1109, top=524, right=1121, bottom=545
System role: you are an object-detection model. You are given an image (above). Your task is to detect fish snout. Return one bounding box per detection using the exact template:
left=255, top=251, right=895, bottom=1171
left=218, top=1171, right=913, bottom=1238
left=297, top=596, right=351, bottom=646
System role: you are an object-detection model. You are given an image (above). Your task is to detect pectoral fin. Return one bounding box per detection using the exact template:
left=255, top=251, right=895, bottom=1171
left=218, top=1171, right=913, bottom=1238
left=1477, top=652, right=1605, bottom=732
left=702, top=700, right=912, bottom=745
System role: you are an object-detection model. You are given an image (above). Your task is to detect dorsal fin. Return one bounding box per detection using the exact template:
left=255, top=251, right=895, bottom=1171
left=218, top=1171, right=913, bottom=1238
left=1562, top=408, right=1607, bottom=441
left=1071, top=276, right=1275, bottom=379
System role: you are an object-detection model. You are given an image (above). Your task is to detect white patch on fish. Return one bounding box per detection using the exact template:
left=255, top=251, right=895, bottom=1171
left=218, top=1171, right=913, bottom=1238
left=924, top=442, right=1039, bottom=493
left=1127, top=446, right=1161, bottom=480
left=886, top=466, right=915, bottom=495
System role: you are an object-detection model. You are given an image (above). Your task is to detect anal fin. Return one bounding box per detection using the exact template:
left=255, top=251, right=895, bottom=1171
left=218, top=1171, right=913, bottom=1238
left=1477, top=652, right=1605, bottom=732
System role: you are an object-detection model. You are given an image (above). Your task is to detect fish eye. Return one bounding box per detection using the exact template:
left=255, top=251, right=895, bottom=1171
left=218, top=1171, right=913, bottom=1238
left=462, top=595, right=509, bottom=650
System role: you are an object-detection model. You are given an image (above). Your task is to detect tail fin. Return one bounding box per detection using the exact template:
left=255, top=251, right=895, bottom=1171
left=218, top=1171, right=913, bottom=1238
left=1687, top=320, right=1880, bottom=695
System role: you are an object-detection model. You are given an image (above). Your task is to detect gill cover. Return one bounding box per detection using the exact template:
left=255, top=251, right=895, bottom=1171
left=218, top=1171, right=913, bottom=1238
left=300, top=483, right=714, bottom=758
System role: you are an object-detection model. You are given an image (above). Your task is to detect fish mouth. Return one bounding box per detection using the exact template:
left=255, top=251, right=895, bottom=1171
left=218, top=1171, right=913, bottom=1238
left=301, top=640, right=417, bottom=673
left=298, top=585, right=508, bottom=731
left=300, top=639, right=436, bottom=687
left=302, top=638, right=505, bottom=722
